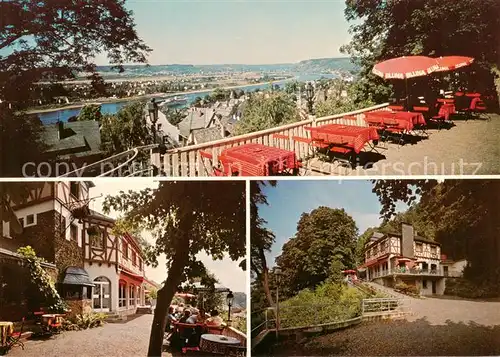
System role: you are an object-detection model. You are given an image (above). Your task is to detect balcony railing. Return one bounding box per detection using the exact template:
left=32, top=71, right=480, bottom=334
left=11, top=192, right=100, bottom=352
left=371, top=268, right=444, bottom=278
left=151, top=103, right=390, bottom=176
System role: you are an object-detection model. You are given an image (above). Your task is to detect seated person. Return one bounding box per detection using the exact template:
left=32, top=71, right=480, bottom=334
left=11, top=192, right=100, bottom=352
left=186, top=309, right=199, bottom=324
left=165, top=306, right=178, bottom=332
left=197, top=308, right=207, bottom=324
left=205, top=310, right=224, bottom=327
left=179, top=309, right=191, bottom=324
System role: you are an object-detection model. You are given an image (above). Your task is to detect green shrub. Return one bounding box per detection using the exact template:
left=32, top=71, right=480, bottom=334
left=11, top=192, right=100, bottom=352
left=445, top=278, right=499, bottom=298
left=279, top=282, right=363, bottom=328
left=63, top=313, right=107, bottom=330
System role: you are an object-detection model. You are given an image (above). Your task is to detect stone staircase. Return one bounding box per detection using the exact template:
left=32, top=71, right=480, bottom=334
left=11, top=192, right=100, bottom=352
left=361, top=281, right=414, bottom=317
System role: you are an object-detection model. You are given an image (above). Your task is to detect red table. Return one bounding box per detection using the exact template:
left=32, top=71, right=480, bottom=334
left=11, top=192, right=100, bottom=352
left=218, top=143, right=299, bottom=176
left=364, top=111, right=426, bottom=131
left=306, top=124, right=379, bottom=154
left=438, top=103, right=456, bottom=120
left=437, top=98, right=455, bottom=104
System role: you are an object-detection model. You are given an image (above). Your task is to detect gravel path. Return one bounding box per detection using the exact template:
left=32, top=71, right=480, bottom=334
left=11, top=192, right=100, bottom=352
left=336, top=114, right=500, bottom=176
left=261, top=296, right=500, bottom=356
left=8, top=315, right=173, bottom=357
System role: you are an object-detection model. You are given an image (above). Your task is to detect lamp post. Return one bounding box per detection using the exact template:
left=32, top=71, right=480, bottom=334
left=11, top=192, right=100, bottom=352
left=274, top=266, right=282, bottom=340
left=305, top=82, right=315, bottom=115
left=226, top=291, right=234, bottom=324
left=147, top=98, right=159, bottom=143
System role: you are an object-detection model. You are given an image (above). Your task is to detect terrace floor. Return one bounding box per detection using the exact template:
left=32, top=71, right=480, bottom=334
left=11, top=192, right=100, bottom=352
left=302, top=114, right=500, bottom=176
left=7, top=315, right=174, bottom=357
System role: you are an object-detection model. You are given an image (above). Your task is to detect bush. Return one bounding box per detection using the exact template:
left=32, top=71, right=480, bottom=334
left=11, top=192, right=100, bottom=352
left=63, top=313, right=107, bottom=330
left=445, top=278, right=500, bottom=298
left=279, top=282, right=364, bottom=328
left=394, top=282, right=420, bottom=296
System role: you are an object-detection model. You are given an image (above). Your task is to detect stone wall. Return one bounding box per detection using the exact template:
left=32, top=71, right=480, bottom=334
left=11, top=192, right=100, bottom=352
left=64, top=299, right=92, bottom=319
left=12, top=210, right=57, bottom=263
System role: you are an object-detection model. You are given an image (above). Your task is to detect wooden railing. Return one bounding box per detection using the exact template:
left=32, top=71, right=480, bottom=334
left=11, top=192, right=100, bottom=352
left=151, top=103, right=390, bottom=176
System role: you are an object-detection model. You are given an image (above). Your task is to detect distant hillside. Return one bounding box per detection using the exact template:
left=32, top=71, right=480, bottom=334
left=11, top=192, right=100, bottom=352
left=232, top=292, right=246, bottom=309
left=292, top=57, right=357, bottom=73
left=93, top=57, right=358, bottom=79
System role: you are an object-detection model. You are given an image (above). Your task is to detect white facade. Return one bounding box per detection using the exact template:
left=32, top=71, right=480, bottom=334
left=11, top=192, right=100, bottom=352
left=147, top=111, right=180, bottom=146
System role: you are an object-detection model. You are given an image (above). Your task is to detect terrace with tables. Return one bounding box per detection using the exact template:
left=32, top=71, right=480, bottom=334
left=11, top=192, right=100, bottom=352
left=151, top=55, right=498, bottom=177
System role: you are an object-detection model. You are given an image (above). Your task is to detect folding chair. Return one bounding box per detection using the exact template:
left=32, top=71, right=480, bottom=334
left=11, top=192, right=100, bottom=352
left=7, top=318, right=25, bottom=351
left=199, top=151, right=226, bottom=176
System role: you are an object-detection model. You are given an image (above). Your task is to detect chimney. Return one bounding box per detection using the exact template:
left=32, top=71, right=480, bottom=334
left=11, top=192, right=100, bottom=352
left=401, top=223, right=414, bottom=258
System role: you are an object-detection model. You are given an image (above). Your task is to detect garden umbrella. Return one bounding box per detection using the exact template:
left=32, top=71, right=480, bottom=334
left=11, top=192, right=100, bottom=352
left=434, top=56, right=474, bottom=72
left=372, top=56, right=439, bottom=109
left=175, top=292, right=196, bottom=298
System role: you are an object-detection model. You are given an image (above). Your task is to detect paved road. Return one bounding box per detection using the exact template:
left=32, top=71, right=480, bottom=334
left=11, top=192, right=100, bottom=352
left=8, top=315, right=173, bottom=357
left=262, top=291, right=500, bottom=356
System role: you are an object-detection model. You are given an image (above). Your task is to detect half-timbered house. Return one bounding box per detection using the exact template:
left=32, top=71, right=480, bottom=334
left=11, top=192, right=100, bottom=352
left=1, top=181, right=150, bottom=320
left=359, top=223, right=466, bottom=296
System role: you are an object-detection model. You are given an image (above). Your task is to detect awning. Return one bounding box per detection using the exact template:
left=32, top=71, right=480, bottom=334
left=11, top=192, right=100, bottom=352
left=119, top=268, right=144, bottom=285
left=62, top=266, right=94, bottom=287
left=189, top=282, right=230, bottom=293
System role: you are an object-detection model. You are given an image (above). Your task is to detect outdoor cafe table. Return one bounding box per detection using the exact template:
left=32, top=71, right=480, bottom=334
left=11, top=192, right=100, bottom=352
left=306, top=124, right=379, bottom=153
left=364, top=111, right=426, bottom=131
left=218, top=143, right=299, bottom=176
left=0, top=322, right=13, bottom=347
left=200, top=334, right=240, bottom=354
left=438, top=103, right=456, bottom=121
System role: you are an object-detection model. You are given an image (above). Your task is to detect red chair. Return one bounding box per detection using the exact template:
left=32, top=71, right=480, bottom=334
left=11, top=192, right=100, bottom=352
left=7, top=318, right=25, bottom=350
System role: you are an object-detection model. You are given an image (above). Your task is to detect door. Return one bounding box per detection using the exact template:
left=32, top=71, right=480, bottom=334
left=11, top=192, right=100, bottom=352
left=432, top=281, right=437, bottom=294
left=93, top=277, right=111, bottom=312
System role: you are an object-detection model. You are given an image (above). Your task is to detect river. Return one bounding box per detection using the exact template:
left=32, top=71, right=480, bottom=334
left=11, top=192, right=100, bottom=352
left=37, top=73, right=335, bottom=124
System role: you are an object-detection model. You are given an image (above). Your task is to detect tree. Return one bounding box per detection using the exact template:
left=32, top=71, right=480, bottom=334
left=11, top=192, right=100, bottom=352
left=102, top=181, right=246, bottom=356
left=78, top=104, right=102, bottom=122
left=342, top=0, right=500, bottom=103
left=276, top=207, right=358, bottom=297
left=89, top=73, right=108, bottom=98
left=355, top=227, right=377, bottom=266
left=99, top=101, right=152, bottom=155
left=234, top=92, right=300, bottom=135
left=250, top=181, right=276, bottom=308
left=0, top=109, right=48, bottom=177
left=0, top=0, right=151, bottom=106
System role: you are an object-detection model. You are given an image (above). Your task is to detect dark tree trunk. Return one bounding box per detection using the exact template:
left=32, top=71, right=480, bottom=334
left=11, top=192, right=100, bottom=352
left=147, top=241, right=189, bottom=357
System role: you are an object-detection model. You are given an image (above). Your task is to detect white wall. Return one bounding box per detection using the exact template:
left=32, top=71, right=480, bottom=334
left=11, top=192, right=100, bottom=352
left=85, top=264, right=119, bottom=312
left=149, top=111, right=180, bottom=145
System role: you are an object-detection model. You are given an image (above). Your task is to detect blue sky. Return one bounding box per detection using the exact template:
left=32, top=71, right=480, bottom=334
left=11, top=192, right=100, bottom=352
left=258, top=180, right=411, bottom=267
left=94, top=0, right=352, bottom=65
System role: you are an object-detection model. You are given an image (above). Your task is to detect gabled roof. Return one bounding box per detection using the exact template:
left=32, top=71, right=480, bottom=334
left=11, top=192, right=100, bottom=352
left=178, top=109, right=216, bottom=138
left=43, top=121, right=102, bottom=159
left=192, top=127, right=223, bottom=144
left=88, top=209, right=115, bottom=223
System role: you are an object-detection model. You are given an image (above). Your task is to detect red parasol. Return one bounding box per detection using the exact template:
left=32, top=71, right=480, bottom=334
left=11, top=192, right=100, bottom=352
left=373, top=56, right=439, bottom=110
left=342, top=270, right=357, bottom=274
left=397, top=258, right=412, bottom=262
left=372, top=56, right=439, bottom=79
left=434, top=56, right=474, bottom=72
left=175, top=292, right=196, bottom=298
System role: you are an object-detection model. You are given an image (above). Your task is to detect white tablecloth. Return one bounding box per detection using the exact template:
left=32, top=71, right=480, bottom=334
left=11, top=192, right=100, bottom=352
left=201, top=334, right=240, bottom=345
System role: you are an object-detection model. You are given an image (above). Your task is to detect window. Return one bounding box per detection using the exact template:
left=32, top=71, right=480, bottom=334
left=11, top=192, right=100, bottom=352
left=2, top=221, right=10, bottom=238
left=119, top=282, right=126, bottom=308
left=416, top=243, right=423, bottom=252
left=70, top=182, right=80, bottom=198
left=136, top=286, right=141, bottom=306
left=431, top=246, right=437, bottom=254
left=90, top=229, right=104, bottom=249
left=122, top=241, right=128, bottom=259
left=139, top=259, right=142, bottom=271
left=157, top=123, right=162, bottom=130
left=23, top=214, right=37, bottom=227
left=422, top=280, right=428, bottom=289
left=443, top=266, right=449, bottom=276
left=132, top=251, right=137, bottom=266
left=129, top=285, right=135, bottom=306
left=70, top=224, right=78, bottom=242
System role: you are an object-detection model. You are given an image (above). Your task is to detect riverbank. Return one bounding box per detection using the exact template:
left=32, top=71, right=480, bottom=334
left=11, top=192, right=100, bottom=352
left=26, top=78, right=293, bottom=115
